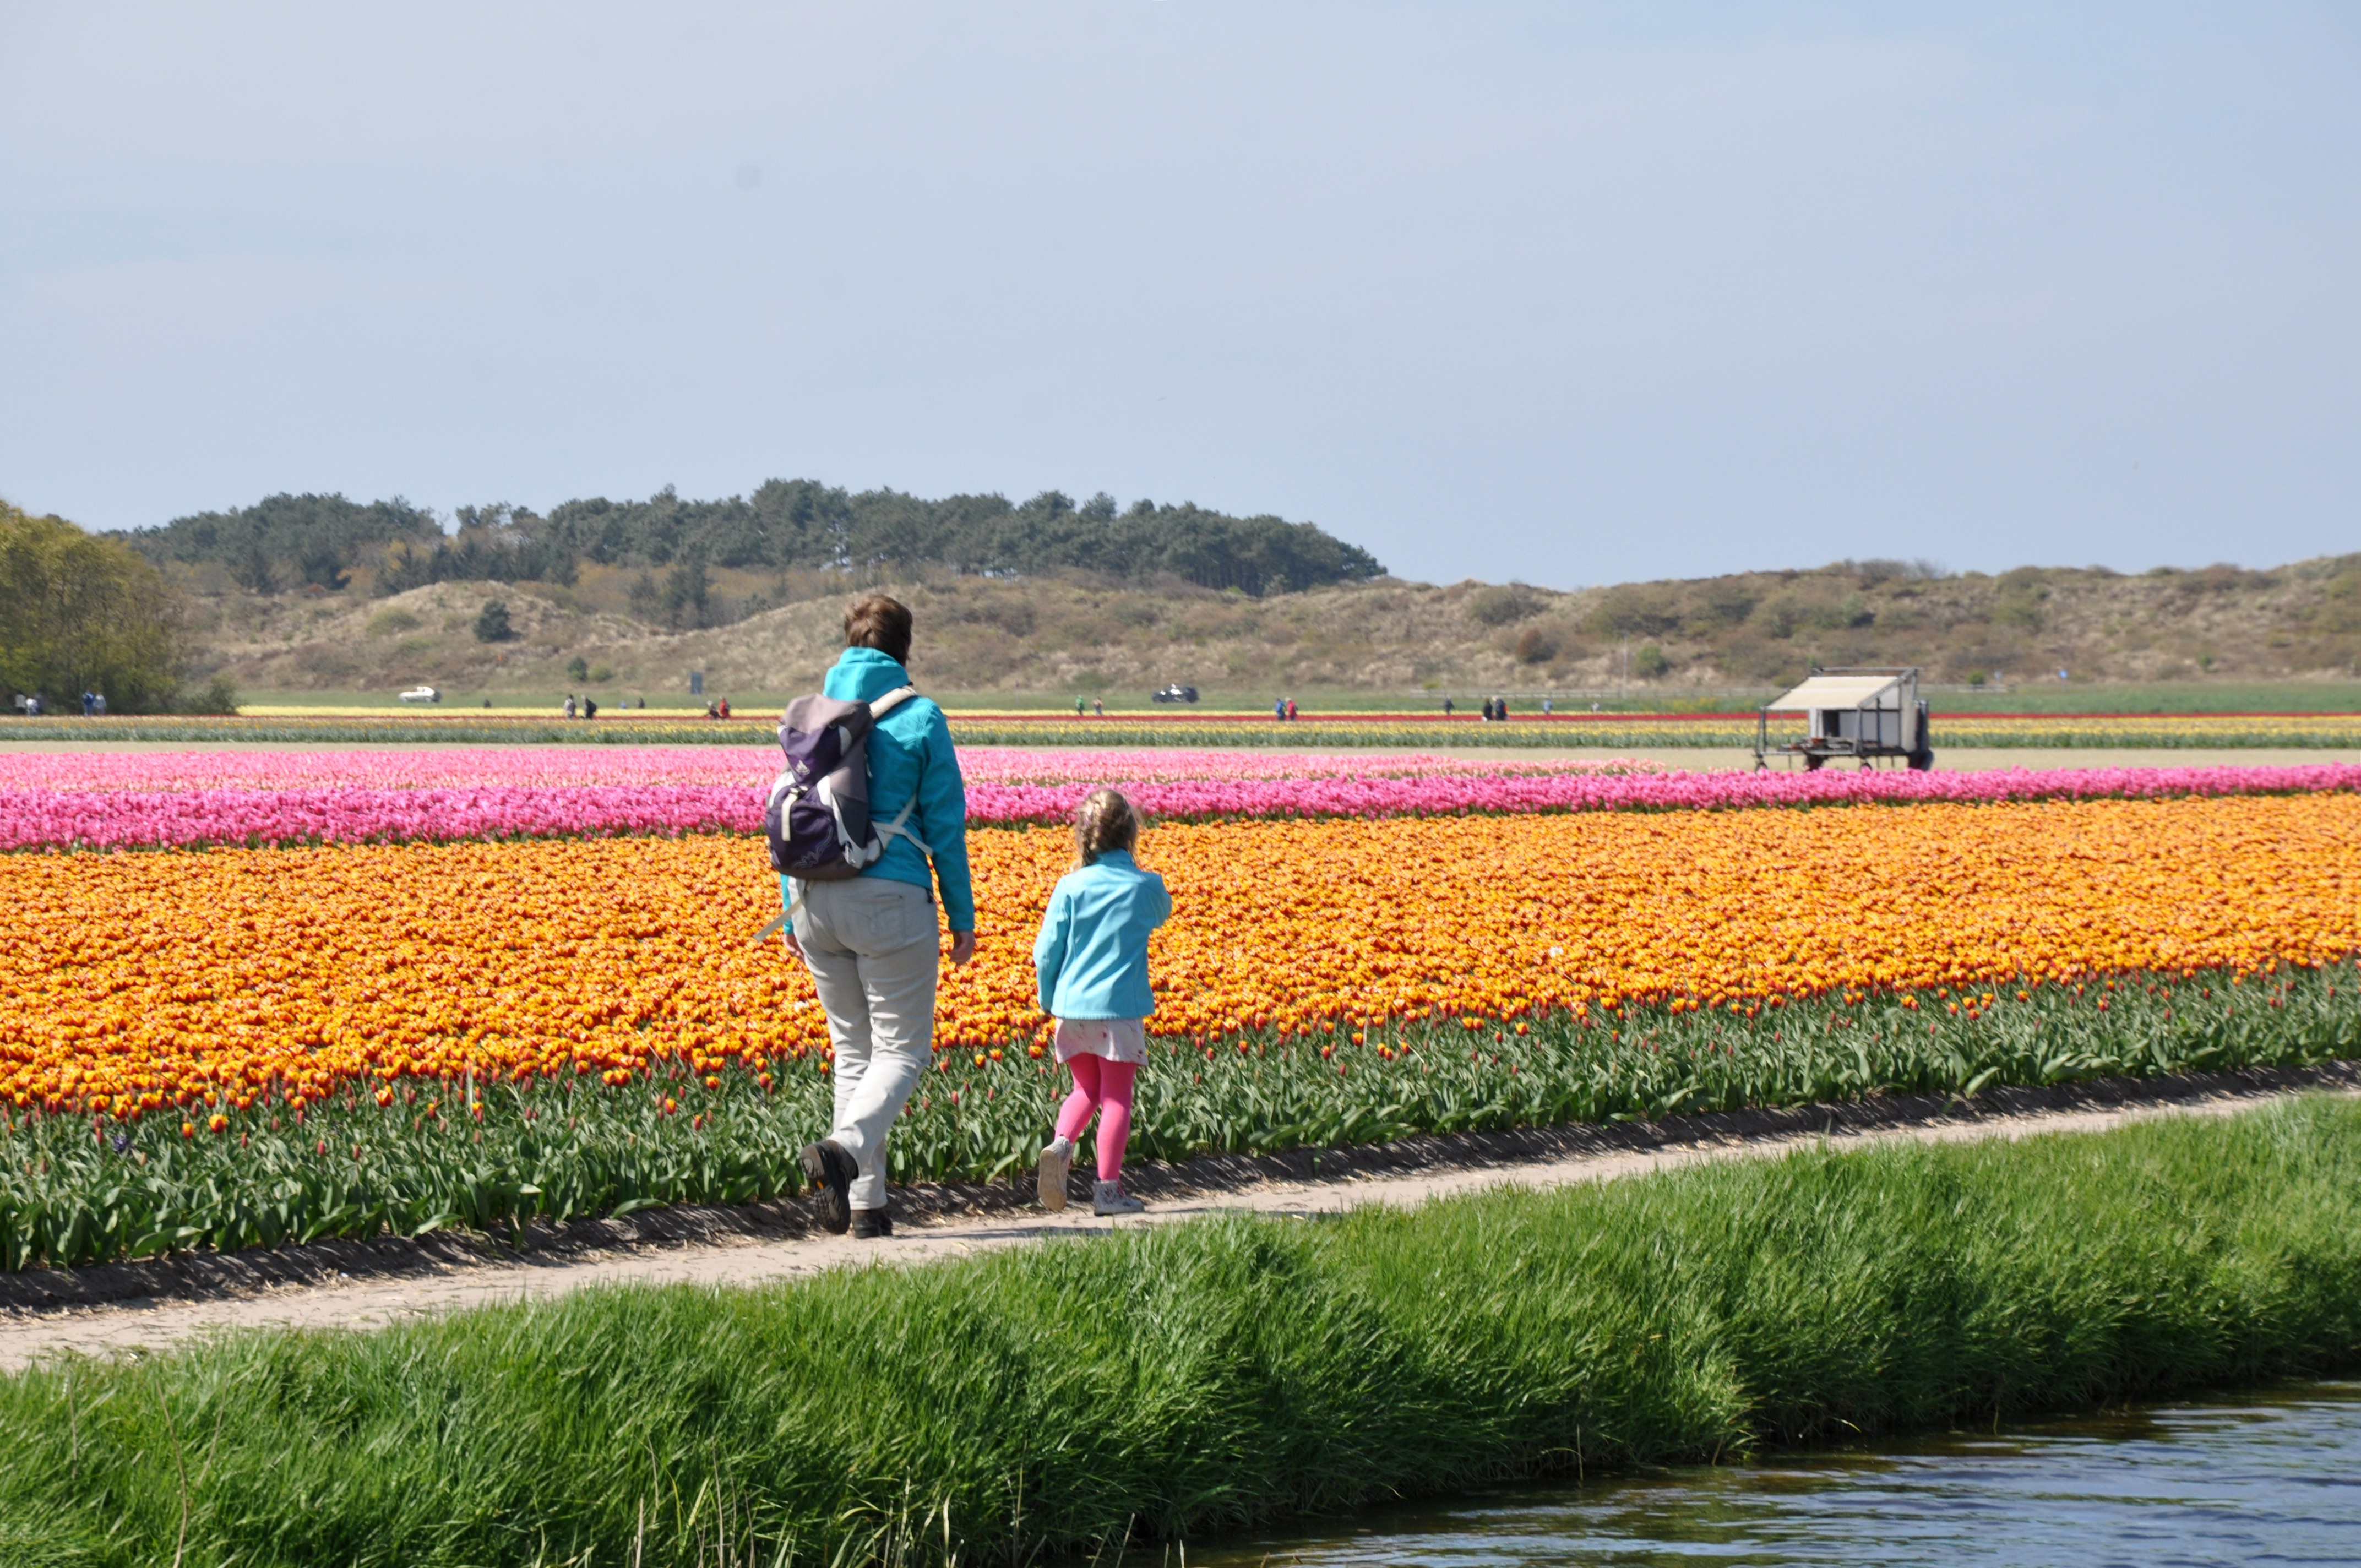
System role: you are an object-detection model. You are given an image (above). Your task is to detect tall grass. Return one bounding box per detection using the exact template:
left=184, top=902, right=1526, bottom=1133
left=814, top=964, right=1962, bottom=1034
left=3, top=1098, right=2358, bottom=1567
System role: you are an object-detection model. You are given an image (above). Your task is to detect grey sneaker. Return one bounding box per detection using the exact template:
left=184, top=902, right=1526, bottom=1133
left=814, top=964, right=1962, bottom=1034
left=799, top=1139, right=855, bottom=1235
left=1092, top=1179, right=1144, bottom=1217
left=1037, top=1136, right=1074, bottom=1211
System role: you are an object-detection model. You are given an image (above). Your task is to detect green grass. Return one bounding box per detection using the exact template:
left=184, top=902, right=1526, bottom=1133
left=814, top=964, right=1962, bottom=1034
left=6, top=961, right=2354, bottom=1272
left=1934, top=681, right=2361, bottom=714
left=125, top=679, right=2361, bottom=720
left=3, top=1097, right=2359, bottom=1566
left=1459, top=682, right=2361, bottom=716
left=231, top=689, right=689, bottom=712
left=17, top=718, right=2357, bottom=752
left=13, top=709, right=2360, bottom=749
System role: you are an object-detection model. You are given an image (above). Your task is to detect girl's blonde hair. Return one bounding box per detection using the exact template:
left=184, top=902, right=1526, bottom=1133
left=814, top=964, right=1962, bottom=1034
left=1073, top=787, right=1140, bottom=867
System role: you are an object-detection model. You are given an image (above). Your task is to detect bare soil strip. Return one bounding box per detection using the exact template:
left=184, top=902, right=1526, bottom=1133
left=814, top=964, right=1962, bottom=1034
left=4, top=1062, right=2353, bottom=1372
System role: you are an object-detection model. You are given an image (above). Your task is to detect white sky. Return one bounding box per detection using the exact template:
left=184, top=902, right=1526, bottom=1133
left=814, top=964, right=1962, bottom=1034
left=3, top=2, right=2356, bottom=587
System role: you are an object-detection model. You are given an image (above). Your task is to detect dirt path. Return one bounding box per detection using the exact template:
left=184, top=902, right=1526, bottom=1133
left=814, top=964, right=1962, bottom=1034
left=3, top=1069, right=2352, bottom=1373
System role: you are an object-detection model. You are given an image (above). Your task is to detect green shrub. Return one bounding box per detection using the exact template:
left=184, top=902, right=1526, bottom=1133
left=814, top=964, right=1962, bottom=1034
left=364, top=608, right=423, bottom=638
left=1468, top=584, right=1546, bottom=627
left=1513, top=625, right=1561, bottom=663
left=474, top=601, right=513, bottom=642
left=173, top=673, right=239, bottom=715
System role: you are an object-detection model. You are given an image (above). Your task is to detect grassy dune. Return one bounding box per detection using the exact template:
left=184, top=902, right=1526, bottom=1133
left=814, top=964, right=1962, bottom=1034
left=3, top=1098, right=2359, bottom=1566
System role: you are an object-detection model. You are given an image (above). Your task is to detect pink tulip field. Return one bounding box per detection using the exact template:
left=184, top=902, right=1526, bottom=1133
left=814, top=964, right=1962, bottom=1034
left=5, top=748, right=2360, bottom=852
left=0, top=746, right=1648, bottom=793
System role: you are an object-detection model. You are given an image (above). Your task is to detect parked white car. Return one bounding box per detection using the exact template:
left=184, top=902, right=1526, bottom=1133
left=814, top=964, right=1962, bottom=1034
left=398, top=685, right=441, bottom=704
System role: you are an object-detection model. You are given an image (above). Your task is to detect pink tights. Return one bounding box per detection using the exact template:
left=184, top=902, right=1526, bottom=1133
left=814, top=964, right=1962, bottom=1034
left=1054, top=1053, right=1136, bottom=1181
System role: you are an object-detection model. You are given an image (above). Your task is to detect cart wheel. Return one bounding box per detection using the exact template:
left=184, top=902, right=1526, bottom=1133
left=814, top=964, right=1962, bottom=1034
left=1803, top=754, right=1824, bottom=771
left=1908, top=749, right=1935, bottom=772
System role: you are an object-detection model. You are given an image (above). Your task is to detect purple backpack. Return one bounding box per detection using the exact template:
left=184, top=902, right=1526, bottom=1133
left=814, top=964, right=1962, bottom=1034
left=762, top=685, right=931, bottom=881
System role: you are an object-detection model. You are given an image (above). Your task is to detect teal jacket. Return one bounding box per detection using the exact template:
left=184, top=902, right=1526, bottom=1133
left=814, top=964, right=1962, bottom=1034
left=1032, top=850, right=1172, bottom=1019
left=779, top=647, right=975, bottom=931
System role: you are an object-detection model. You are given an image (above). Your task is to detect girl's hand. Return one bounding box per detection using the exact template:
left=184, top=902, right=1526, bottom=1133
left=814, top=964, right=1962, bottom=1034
left=947, top=930, right=977, bottom=967
left=779, top=928, right=806, bottom=961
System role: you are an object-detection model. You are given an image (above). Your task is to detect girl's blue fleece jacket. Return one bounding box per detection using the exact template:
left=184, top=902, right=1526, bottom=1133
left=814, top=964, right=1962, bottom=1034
left=1032, top=850, right=1172, bottom=1019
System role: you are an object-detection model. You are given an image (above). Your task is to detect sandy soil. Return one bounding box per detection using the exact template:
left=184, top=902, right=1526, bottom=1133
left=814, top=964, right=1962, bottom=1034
left=4, top=1070, right=2348, bottom=1373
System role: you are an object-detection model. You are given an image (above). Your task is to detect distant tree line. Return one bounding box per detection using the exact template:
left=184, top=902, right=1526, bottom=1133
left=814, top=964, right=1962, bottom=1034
left=121, top=482, right=1386, bottom=606
left=123, top=495, right=576, bottom=596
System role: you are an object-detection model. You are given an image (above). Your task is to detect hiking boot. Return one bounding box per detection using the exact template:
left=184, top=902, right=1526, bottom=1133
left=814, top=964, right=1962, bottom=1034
left=1037, top=1136, right=1074, bottom=1211
left=1092, top=1179, right=1144, bottom=1217
left=799, top=1139, right=855, bottom=1234
left=850, top=1206, right=893, bottom=1239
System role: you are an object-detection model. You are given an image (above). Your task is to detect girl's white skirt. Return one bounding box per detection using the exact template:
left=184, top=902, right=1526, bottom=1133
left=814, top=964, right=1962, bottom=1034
left=1053, top=1017, right=1149, bottom=1065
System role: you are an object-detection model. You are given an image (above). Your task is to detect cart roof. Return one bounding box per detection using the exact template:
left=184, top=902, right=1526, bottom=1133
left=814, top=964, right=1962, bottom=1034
left=1767, top=673, right=1907, bottom=711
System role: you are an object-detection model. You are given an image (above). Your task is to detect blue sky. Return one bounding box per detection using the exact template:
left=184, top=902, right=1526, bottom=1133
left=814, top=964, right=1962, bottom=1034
left=2, top=2, right=2355, bottom=587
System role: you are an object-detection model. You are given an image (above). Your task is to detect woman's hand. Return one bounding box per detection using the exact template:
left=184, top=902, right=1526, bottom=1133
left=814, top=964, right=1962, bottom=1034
left=947, top=930, right=977, bottom=967
left=779, top=928, right=805, bottom=961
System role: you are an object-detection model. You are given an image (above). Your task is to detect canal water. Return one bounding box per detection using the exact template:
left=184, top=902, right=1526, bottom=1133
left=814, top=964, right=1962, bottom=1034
left=1181, top=1382, right=2361, bottom=1566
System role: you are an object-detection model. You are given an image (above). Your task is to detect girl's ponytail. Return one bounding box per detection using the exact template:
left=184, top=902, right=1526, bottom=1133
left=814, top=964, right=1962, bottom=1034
left=1073, top=787, right=1140, bottom=867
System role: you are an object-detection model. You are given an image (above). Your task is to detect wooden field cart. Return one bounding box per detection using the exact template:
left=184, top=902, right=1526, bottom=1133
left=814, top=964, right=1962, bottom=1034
left=1754, top=667, right=1934, bottom=771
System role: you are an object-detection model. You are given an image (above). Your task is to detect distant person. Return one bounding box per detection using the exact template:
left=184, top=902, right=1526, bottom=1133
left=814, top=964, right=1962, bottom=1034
left=1092, top=698, right=1105, bottom=717
left=1442, top=696, right=1455, bottom=716
left=1496, top=696, right=1510, bottom=720
left=705, top=701, right=720, bottom=718
left=92, top=694, right=105, bottom=714
left=1591, top=702, right=1601, bottom=713
left=482, top=698, right=492, bottom=709
left=717, top=698, right=731, bottom=718
left=80, top=691, right=94, bottom=716
left=564, top=695, right=577, bottom=719
left=1541, top=697, right=1553, bottom=716
left=1274, top=698, right=1286, bottom=720
left=1033, top=788, right=1170, bottom=1218
left=1075, top=696, right=1087, bottom=717
left=1284, top=697, right=1297, bottom=721
left=583, top=696, right=597, bottom=720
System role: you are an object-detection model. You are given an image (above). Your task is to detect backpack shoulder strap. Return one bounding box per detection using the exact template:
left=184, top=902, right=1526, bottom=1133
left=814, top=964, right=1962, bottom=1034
left=858, top=685, right=934, bottom=857
left=873, top=796, right=933, bottom=858
left=865, top=685, right=920, bottom=721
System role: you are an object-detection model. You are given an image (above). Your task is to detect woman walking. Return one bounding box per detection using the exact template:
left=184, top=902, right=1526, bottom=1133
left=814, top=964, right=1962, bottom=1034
left=785, top=594, right=976, bottom=1239
left=1033, top=788, right=1171, bottom=1217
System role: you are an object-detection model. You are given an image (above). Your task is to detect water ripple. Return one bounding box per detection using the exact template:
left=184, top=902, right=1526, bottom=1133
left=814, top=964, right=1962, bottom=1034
left=1182, top=1384, right=2361, bottom=1568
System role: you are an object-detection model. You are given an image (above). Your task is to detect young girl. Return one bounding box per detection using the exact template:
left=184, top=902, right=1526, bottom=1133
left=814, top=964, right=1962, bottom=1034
left=1033, top=788, right=1171, bottom=1217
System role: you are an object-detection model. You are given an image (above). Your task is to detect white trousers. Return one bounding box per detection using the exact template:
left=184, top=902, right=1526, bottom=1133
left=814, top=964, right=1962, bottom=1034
left=791, top=875, right=940, bottom=1210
